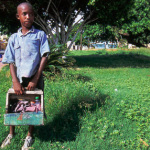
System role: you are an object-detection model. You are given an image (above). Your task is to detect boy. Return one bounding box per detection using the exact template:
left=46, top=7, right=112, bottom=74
left=1, top=2, right=50, bottom=150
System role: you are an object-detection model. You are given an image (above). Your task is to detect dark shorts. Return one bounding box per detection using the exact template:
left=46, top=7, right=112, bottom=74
left=21, top=74, right=44, bottom=91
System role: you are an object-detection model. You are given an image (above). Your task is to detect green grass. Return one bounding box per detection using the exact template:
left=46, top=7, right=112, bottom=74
left=0, top=48, right=150, bottom=149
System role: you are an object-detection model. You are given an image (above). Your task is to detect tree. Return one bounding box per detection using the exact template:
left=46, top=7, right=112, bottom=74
left=69, top=24, right=104, bottom=45
left=0, top=0, right=134, bottom=48
left=120, top=0, right=150, bottom=46
left=86, top=0, right=150, bottom=47
left=0, top=1, right=21, bottom=34
left=93, top=0, right=150, bottom=47
left=30, top=0, right=97, bottom=49
left=0, top=0, right=97, bottom=48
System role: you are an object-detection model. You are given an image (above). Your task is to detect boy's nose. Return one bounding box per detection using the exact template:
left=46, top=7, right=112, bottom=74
left=26, top=14, right=30, bottom=19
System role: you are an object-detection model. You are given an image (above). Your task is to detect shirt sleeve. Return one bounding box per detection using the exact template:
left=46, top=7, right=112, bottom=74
left=40, top=31, right=50, bottom=57
left=2, top=35, right=15, bottom=64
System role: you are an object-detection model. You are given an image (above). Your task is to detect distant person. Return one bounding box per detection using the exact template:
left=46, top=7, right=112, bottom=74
left=1, top=2, right=50, bottom=150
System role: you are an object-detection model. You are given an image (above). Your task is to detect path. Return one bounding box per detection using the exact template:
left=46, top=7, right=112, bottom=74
left=0, top=56, right=7, bottom=71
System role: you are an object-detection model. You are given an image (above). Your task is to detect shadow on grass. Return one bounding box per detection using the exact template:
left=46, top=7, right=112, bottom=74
left=65, top=73, right=92, bottom=82
left=72, top=53, right=150, bottom=68
left=36, top=93, right=109, bottom=142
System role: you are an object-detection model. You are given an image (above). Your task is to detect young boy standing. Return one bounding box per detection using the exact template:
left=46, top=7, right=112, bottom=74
left=1, top=2, right=50, bottom=150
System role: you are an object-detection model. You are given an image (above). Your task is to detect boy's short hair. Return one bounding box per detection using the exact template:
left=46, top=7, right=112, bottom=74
left=17, top=2, right=33, bottom=13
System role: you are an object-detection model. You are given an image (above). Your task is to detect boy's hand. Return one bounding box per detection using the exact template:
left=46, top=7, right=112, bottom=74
left=10, top=64, right=24, bottom=95
left=27, top=55, right=48, bottom=91
left=13, top=81, right=24, bottom=95
left=27, top=77, right=38, bottom=91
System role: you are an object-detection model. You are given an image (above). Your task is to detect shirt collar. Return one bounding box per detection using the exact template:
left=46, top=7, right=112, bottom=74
left=18, top=26, right=34, bottom=37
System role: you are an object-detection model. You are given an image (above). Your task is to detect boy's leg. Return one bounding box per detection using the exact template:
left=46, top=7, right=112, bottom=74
left=1, top=126, right=15, bottom=148
left=22, top=126, right=34, bottom=150
left=27, top=125, right=34, bottom=137
left=22, top=75, right=43, bottom=150
left=36, top=74, right=47, bottom=118
left=10, top=126, right=15, bottom=135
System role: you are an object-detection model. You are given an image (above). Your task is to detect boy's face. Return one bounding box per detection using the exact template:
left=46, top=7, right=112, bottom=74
left=16, top=4, right=34, bottom=29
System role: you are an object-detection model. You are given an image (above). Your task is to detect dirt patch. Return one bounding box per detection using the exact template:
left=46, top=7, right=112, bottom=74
left=0, top=57, right=7, bottom=71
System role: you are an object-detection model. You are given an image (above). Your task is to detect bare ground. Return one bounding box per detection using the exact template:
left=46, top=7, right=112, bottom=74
left=0, top=57, right=7, bottom=71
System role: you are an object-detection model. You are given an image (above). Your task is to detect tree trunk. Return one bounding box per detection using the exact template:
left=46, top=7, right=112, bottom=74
left=33, top=0, right=95, bottom=49
left=80, top=31, right=83, bottom=50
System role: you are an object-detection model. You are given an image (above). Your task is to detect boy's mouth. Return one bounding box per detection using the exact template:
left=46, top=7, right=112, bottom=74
left=24, top=21, right=32, bottom=26
left=25, top=21, right=31, bottom=23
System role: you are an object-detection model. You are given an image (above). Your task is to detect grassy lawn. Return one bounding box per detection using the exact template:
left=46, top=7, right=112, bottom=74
left=0, top=48, right=150, bottom=149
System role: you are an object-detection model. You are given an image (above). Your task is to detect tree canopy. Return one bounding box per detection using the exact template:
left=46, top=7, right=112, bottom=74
left=0, top=0, right=137, bottom=47
left=121, top=0, right=150, bottom=46
left=86, top=0, right=150, bottom=47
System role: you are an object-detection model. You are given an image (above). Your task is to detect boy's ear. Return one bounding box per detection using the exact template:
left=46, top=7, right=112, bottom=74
left=16, top=13, right=20, bottom=20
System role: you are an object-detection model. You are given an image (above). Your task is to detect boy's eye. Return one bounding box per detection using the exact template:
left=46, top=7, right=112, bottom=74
left=23, top=12, right=27, bottom=16
left=22, top=12, right=34, bottom=17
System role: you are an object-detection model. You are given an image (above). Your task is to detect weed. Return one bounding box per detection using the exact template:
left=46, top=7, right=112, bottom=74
left=0, top=49, right=150, bottom=149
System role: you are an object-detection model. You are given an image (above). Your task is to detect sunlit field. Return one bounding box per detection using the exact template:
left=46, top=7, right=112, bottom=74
left=0, top=48, right=150, bottom=149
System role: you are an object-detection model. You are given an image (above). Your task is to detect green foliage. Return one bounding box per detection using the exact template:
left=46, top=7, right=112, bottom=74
left=93, top=0, right=134, bottom=26
left=105, top=26, right=121, bottom=41
left=44, top=44, right=76, bottom=76
left=69, top=24, right=112, bottom=45
left=88, top=0, right=96, bottom=5
left=0, top=0, right=24, bottom=34
left=124, top=0, right=150, bottom=33
left=82, top=24, right=104, bottom=42
left=0, top=0, right=134, bottom=46
left=1, top=49, right=150, bottom=149
left=122, top=0, right=150, bottom=44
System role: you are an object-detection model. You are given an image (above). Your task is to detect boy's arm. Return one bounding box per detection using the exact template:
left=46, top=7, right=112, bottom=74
left=9, top=63, right=24, bottom=95
left=27, top=54, right=48, bottom=90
